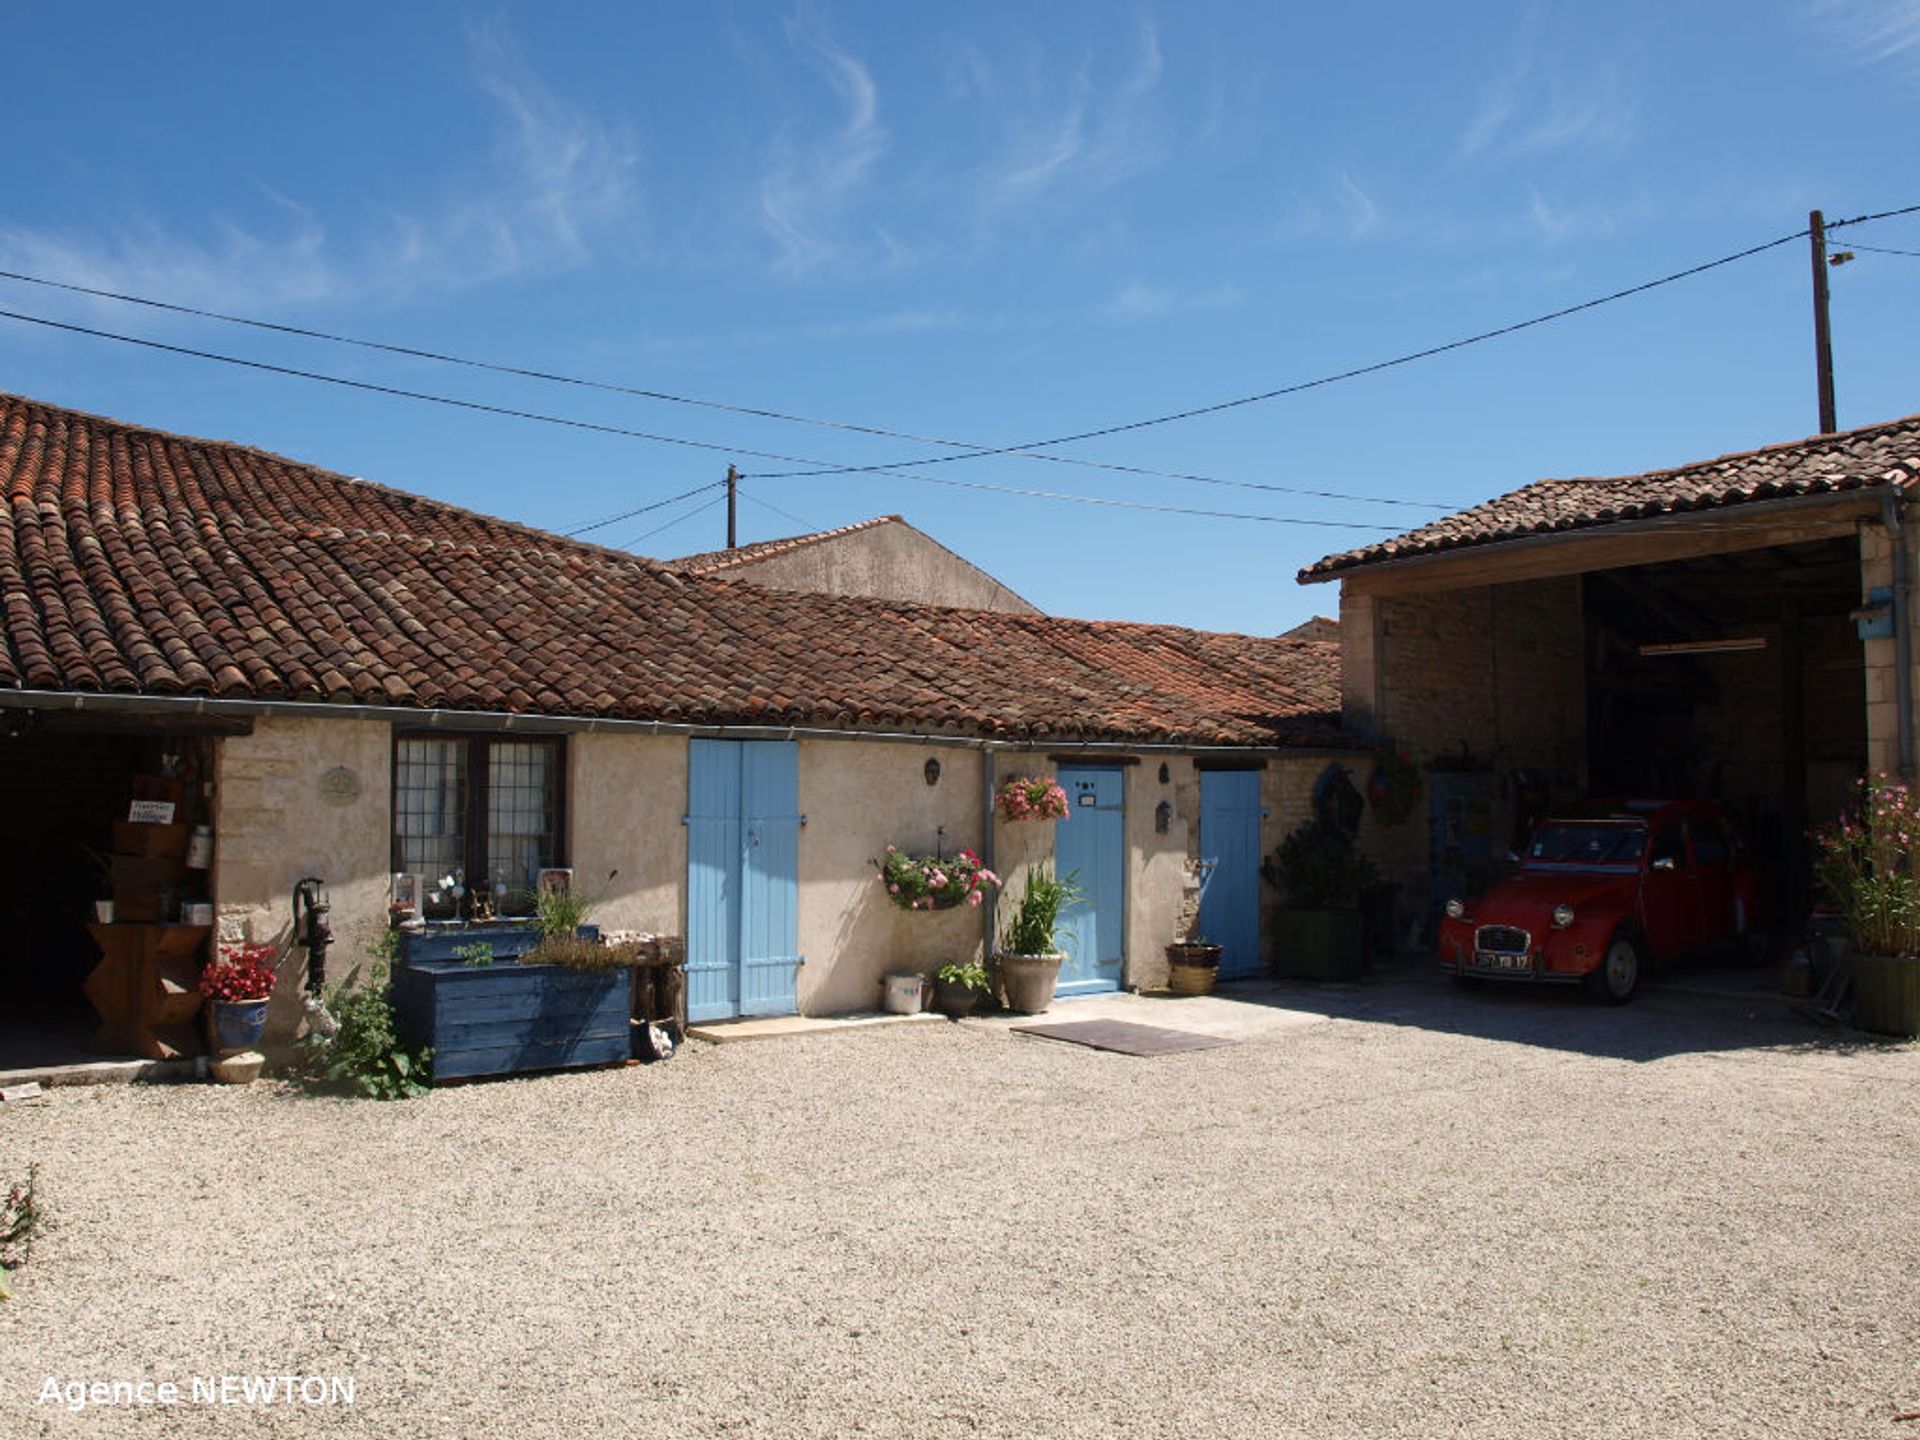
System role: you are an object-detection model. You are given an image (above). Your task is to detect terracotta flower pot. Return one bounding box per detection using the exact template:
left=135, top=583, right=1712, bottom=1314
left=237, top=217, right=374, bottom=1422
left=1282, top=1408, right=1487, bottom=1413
left=997, top=952, right=1065, bottom=1015
left=1166, top=942, right=1221, bottom=996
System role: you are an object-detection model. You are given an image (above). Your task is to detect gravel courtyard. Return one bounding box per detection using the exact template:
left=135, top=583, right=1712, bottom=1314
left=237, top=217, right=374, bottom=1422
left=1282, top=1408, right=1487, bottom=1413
left=4, top=969, right=1917, bottom=1439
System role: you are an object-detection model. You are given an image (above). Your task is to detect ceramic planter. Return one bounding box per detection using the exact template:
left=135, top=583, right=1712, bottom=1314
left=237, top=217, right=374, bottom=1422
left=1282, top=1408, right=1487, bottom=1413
left=209, top=997, right=271, bottom=1051
left=1852, top=953, right=1920, bottom=1038
left=997, top=952, right=1065, bottom=1014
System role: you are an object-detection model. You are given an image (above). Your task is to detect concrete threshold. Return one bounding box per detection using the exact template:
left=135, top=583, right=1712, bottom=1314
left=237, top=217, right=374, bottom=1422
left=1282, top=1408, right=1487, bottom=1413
left=0, top=1057, right=199, bottom=1089
left=687, top=1010, right=947, bottom=1043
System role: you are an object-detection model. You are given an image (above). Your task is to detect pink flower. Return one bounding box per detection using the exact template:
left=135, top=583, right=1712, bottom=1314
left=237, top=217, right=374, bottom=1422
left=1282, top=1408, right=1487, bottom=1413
left=967, top=891, right=983, bottom=907
left=889, top=883, right=900, bottom=894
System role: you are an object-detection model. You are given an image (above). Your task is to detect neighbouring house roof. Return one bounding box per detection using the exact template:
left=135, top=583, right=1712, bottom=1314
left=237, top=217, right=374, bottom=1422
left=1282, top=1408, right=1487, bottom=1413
left=672, top=513, right=1041, bottom=614
left=0, top=392, right=1344, bottom=749
left=1301, top=411, right=1920, bottom=582
left=1282, top=616, right=1339, bottom=643
left=671, top=516, right=904, bottom=575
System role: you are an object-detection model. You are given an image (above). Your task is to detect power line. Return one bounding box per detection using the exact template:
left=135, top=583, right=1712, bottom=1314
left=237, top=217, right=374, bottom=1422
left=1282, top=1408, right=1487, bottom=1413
left=0, top=306, right=824, bottom=467
left=1838, top=240, right=1920, bottom=260
left=0, top=264, right=1450, bottom=513
left=563, top=481, right=726, bottom=537
left=738, top=485, right=817, bottom=530
left=621, top=493, right=728, bottom=550
left=739, top=225, right=1819, bottom=480
left=0, top=304, right=1401, bottom=534
left=819, top=469, right=1399, bottom=530
left=1828, top=202, right=1920, bottom=229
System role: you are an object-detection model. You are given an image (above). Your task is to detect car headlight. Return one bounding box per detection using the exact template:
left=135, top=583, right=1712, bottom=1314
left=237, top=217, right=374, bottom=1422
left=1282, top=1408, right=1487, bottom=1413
left=1445, top=898, right=1465, bottom=920
left=1551, top=904, right=1575, bottom=929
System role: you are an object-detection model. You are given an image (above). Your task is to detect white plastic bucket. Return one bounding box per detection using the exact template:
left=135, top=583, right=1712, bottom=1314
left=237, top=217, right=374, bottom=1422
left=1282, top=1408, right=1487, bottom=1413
left=881, top=972, right=925, bottom=1014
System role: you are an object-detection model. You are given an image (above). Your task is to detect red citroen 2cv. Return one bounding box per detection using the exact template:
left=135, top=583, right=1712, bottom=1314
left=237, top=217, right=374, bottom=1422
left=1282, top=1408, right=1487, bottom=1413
left=1436, top=799, right=1765, bottom=1003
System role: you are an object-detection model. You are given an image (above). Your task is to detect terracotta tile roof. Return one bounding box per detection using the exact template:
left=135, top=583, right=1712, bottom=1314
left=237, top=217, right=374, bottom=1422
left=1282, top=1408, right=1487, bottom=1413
left=671, top=515, right=904, bottom=575
left=0, top=392, right=1344, bottom=748
left=1301, top=412, right=1920, bottom=582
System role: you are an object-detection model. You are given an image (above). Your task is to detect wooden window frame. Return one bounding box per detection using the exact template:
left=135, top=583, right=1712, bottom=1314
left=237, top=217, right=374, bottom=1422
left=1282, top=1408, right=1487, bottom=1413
left=390, top=731, right=569, bottom=889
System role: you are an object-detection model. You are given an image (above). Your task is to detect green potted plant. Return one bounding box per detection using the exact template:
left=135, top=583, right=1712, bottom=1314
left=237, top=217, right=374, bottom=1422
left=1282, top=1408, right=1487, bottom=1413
left=1814, top=775, right=1920, bottom=1037
left=930, top=957, right=991, bottom=1020
left=1262, top=821, right=1379, bottom=980
left=996, top=862, right=1082, bottom=1014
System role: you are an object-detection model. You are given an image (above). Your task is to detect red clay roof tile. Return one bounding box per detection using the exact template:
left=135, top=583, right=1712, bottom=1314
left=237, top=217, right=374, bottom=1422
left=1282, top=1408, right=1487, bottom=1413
left=1, top=392, right=1343, bottom=748
left=1301, top=412, right=1920, bottom=582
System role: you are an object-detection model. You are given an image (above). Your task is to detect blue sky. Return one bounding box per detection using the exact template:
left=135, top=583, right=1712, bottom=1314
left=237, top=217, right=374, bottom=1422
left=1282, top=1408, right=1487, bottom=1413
left=1, top=2, right=1917, bottom=633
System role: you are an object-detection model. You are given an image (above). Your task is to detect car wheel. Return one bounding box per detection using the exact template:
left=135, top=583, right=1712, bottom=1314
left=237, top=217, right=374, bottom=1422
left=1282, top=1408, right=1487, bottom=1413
left=1586, top=937, right=1640, bottom=1005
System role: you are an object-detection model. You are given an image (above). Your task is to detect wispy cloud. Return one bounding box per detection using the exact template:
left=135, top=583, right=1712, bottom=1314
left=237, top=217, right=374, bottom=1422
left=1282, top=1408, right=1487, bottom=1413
left=450, top=16, right=642, bottom=273
left=1101, top=279, right=1243, bottom=321
left=623, top=305, right=1015, bottom=356
left=965, top=18, right=1168, bottom=219
left=1267, top=169, right=1389, bottom=242
left=757, top=17, right=887, bottom=275
left=0, top=15, right=641, bottom=315
left=1808, top=0, right=1920, bottom=72
left=1453, top=18, right=1635, bottom=165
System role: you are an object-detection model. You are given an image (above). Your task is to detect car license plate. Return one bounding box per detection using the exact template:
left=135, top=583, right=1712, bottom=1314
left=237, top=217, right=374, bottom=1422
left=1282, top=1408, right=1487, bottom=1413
left=1476, top=951, right=1530, bottom=971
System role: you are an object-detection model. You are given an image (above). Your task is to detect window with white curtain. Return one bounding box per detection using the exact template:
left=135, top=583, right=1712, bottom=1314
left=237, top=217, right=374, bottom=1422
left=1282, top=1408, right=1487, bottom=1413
left=392, top=734, right=564, bottom=918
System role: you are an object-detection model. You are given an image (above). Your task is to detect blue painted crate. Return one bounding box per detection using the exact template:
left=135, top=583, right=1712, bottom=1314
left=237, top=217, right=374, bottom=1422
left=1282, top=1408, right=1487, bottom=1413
left=391, top=926, right=625, bottom=1082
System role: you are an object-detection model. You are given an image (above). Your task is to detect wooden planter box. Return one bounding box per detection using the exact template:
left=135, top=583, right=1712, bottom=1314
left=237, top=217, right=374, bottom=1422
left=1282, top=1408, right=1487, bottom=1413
left=392, top=925, right=627, bottom=1082
left=1852, top=953, right=1920, bottom=1038
left=1272, top=908, right=1367, bottom=981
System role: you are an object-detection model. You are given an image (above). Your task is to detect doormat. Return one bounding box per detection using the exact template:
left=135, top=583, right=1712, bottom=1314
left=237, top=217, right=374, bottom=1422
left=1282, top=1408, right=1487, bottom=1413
left=1008, top=1018, right=1234, bottom=1056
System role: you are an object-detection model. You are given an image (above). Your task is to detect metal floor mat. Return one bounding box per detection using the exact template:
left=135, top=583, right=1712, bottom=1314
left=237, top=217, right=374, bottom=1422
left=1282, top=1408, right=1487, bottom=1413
left=1008, top=1018, right=1234, bottom=1056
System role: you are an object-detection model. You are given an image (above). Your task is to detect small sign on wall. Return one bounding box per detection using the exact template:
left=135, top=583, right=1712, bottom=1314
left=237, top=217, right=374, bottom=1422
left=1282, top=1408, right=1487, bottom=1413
left=318, top=766, right=362, bottom=806
left=127, top=800, right=176, bottom=824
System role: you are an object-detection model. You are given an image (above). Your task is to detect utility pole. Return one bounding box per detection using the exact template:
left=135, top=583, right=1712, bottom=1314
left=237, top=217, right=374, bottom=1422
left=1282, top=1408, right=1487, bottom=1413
left=725, top=464, right=738, bottom=549
left=1810, top=209, right=1837, bottom=434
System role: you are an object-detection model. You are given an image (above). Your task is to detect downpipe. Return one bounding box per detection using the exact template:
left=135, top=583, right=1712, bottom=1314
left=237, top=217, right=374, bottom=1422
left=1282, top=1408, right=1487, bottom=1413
left=1883, top=490, right=1915, bottom=777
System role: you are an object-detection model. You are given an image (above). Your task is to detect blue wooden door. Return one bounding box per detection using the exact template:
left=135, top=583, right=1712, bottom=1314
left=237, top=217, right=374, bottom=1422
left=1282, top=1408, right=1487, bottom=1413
left=1200, top=770, right=1263, bottom=980
left=687, top=740, right=801, bottom=1022
left=1053, top=766, right=1125, bottom=995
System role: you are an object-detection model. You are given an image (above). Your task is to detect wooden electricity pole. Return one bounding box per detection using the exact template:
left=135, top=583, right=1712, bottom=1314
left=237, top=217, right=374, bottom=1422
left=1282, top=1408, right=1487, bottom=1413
left=1810, top=209, right=1837, bottom=434
left=725, top=464, right=738, bottom=549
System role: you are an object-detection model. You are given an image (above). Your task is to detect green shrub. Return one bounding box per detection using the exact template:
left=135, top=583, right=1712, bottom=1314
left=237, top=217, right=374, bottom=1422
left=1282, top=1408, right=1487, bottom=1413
left=932, top=957, right=990, bottom=990
left=297, top=964, right=430, bottom=1100
left=1264, top=822, right=1382, bottom=910
left=999, top=862, right=1083, bottom=956
left=0, top=1163, right=44, bottom=1299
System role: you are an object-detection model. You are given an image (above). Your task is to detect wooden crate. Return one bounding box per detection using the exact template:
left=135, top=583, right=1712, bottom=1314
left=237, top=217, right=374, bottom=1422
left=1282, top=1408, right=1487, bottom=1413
left=392, top=958, right=628, bottom=1082
left=111, top=820, right=190, bottom=857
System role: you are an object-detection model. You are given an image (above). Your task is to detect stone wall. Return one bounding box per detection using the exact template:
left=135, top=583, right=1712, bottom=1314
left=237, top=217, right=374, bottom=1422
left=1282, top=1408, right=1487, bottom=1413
left=1340, top=575, right=1586, bottom=921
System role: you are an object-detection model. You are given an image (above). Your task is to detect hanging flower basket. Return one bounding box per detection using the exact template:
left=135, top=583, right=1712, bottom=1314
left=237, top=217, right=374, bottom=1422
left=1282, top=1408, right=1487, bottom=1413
left=995, top=775, right=1070, bottom=823
left=874, top=846, right=1001, bottom=911
left=1365, top=748, right=1423, bottom=827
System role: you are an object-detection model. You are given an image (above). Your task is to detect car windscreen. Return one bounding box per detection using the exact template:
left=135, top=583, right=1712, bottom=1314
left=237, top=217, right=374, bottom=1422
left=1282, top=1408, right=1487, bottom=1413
left=1527, top=821, right=1646, bottom=865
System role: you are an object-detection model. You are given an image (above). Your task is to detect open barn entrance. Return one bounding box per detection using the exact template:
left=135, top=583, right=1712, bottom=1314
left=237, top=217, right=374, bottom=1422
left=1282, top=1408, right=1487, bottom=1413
left=1582, top=534, right=1867, bottom=924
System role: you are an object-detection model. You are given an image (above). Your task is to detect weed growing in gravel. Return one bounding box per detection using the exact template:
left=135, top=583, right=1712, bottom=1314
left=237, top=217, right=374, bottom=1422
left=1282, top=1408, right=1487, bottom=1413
left=1, top=1163, right=45, bottom=1300
left=297, top=964, right=431, bottom=1100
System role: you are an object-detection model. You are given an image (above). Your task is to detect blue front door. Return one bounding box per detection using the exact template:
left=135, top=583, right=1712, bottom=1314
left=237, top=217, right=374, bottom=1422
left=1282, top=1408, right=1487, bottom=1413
left=1200, top=770, right=1263, bottom=980
left=687, top=740, right=801, bottom=1022
left=1054, top=766, right=1125, bottom=995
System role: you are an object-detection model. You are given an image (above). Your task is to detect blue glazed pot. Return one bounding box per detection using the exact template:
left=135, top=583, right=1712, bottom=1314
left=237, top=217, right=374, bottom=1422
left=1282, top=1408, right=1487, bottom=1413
left=211, top=998, right=271, bottom=1051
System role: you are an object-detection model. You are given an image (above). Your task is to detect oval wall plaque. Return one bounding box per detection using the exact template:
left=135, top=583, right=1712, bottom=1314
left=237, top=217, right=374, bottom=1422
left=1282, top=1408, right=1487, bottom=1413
left=318, top=766, right=362, bottom=805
